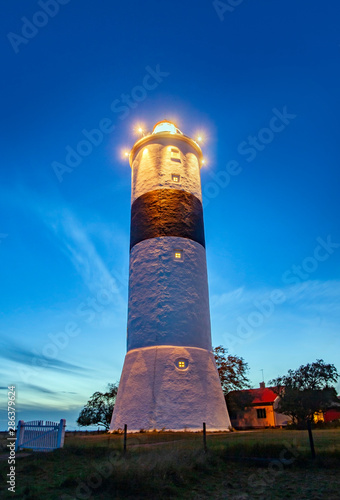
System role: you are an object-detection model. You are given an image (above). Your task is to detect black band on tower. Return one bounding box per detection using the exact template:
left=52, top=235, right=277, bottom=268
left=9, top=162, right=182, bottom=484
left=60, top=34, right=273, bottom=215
left=130, top=189, right=205, bottom=249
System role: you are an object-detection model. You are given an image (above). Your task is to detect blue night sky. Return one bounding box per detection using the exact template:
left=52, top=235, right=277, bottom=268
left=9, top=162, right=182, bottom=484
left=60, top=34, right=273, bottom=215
left=1, top=0, right=340, bottom=429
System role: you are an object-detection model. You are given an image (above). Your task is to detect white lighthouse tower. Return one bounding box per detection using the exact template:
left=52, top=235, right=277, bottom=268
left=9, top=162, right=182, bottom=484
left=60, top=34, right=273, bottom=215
left=110, top=120, right=231, bottom=432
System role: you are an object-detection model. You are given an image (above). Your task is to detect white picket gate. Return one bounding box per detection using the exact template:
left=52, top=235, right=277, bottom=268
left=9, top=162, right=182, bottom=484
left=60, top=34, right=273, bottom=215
left=15, top=419, right=66, bottom=452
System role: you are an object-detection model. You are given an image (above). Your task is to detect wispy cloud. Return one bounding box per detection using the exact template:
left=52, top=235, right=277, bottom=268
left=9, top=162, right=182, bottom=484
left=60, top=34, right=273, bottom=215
left=25, top=384, right=60, bottom=395
left=0, top=340, right=90, bottom=375
left=18, top=384, right=78, bottom=399
left=42, top=208, right=120, bottom=296
left=211, top=280, right=340, bottom=313
left=211, top=280, right=340, bottom=352
left=0, top=185, right=125, bottom=300
left=5, top=401, right=83, bottom=412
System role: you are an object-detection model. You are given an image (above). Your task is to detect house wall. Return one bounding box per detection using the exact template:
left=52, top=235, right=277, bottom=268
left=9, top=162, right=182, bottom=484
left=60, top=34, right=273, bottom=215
left=231, top=404, right=292, bottom=429
left=324, top=409, right=340, bottom=422
left=231, top=405, right=275, bottom=429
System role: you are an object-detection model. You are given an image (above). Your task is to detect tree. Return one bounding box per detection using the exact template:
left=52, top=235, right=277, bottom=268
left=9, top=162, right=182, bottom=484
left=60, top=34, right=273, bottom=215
left=269, top=360, right=339, bottom=426
left=77, top=383, right=118, bottom=431
left=213, top=345, right=251, bottom=395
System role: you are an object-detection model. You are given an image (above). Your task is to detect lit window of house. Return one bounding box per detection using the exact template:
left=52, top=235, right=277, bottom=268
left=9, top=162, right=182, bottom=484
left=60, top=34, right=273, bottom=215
left=172, top=174, right=180, bottom=183
left=257, top=408, right=266, bottom=419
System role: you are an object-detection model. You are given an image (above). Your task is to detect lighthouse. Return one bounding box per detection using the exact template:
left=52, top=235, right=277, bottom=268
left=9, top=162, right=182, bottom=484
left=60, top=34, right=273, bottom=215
left=110, top=120, right=231, bottom=431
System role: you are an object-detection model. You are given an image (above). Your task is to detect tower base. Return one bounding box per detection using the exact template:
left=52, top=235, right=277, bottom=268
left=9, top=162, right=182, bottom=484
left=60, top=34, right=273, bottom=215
left=109, top=345, right=231, bottom=432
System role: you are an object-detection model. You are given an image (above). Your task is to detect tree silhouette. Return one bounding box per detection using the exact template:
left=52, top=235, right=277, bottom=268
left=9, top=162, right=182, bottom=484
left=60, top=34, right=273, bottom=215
left=270, top=360, right=339, bottom=426
left=77, top=383, right=118, bottom=431
left=213, top=345, right=251, bottom=395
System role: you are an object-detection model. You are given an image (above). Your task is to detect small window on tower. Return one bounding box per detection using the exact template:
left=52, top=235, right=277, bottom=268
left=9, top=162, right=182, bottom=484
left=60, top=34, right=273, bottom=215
left=174, top=250, right=183, bottom=260
left=175, top=358, right=188, bottom=370
left=172, top=174, right=180, bottom=183
left=170, top=148, right=181, bottom=163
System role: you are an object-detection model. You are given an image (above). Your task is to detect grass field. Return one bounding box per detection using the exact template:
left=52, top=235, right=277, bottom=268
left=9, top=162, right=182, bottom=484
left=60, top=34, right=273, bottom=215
left=0, top=429, right=339, bottom=499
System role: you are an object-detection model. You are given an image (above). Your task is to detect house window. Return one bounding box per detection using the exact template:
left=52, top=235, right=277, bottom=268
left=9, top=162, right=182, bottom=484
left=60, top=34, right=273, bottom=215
left=175, top=358, right=188, bottom=370
left=174, top=250, right=183, bottom=260
left=257, top=408, right=266, bottom=419
left=170, top=148, right=181, bottom=162
left=172, top=174, right=180, bottom=183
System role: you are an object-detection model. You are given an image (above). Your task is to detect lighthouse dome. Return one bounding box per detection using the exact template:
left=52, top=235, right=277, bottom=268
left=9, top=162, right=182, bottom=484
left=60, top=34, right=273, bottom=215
left=152, top=120, right=183, bottom=135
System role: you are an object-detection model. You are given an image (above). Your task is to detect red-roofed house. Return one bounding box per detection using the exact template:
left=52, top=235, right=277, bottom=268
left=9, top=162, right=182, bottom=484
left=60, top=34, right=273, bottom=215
left=228, top=382, right=292, bottom=429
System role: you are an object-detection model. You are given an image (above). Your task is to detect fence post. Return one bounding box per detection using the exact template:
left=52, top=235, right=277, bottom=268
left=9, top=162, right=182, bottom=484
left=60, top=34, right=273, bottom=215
left=57, top=419, right=66, bottom=449
left=15, top=420, right=24, bottom=451
left=307, top=419, right=316, bottom=459
left=203, top=422, right=207, bottom=453
left=123, top=424, right=127, bottom=453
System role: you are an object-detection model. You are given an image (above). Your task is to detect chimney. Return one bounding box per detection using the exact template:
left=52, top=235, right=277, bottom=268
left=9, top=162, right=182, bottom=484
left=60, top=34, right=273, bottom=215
left=260, top=382, right=265, bottom=389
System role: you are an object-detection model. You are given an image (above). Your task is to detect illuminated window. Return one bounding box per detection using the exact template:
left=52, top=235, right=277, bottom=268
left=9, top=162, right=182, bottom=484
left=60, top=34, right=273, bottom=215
left=175, top=358, right=188, bottom=370
left=257, top=408, right=266, bottom=419
left=172, top=174, right=180, bottom=183
left=174, top=250, right=183, bottom=260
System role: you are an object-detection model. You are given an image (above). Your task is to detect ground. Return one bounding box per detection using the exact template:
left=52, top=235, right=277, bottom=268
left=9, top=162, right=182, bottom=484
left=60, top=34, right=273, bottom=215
left=0, top=428, right=339, bottom=499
